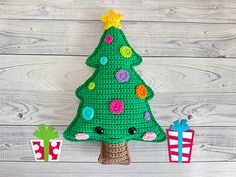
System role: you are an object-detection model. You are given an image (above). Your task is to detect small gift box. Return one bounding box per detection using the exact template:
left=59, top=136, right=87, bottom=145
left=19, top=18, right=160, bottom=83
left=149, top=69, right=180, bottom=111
left=31, top=140, right=63, bottom=161
left=166, top=119, right=194, bottom=163
left=30, top=124, right=63, bottom=162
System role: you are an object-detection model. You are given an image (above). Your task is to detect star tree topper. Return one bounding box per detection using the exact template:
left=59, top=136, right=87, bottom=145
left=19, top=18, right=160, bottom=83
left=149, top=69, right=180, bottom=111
left=100, top=9, right=123, bottom=30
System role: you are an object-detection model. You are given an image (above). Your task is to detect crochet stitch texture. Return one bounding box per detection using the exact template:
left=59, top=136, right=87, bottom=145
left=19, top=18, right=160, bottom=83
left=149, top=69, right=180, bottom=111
left=63, top=10, right=166, bottom=144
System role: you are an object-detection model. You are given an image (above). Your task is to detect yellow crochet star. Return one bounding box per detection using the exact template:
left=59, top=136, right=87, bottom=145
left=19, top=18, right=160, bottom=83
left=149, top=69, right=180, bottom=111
left=100, top=9, right=123, bottom=30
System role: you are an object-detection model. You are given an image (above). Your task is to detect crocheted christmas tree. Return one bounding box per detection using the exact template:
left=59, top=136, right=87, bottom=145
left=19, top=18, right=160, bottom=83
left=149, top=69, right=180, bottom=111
left=63, top=9, right=166, bottom=165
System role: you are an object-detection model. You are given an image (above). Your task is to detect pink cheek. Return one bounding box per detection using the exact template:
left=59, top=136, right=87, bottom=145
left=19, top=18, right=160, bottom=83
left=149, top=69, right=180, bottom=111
left=142, top=132, right=156, bottom=141
left=75, top=133, right=89, bottom=140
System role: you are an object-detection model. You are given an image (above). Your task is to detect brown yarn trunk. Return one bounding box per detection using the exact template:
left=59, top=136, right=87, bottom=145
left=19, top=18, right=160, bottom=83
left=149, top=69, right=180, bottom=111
left=98, top=142, right=131, bottom=165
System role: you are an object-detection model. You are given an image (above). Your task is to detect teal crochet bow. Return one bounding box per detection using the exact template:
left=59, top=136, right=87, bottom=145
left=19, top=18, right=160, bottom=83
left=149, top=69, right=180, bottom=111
left=170, top=119, right=190, bottom=163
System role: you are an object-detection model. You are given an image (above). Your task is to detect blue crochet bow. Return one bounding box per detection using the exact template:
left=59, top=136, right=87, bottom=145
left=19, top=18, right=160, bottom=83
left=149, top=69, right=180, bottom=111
left=170, top=119, right=190, bottom=163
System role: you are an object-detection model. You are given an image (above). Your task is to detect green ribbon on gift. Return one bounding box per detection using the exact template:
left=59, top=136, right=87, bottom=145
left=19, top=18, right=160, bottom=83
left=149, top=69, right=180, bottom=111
left=34, top=124, right=59, bottom=162
left=170, top=119, right=190, bottom=163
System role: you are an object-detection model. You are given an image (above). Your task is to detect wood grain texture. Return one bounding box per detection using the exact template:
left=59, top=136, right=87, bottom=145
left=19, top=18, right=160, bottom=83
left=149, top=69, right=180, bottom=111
left=1, top=55, right=236, bottom=93
left=0, top=126, right=235, bottom=163
left=1, top=20, right=236, bottom=57
left=0, top=55, right=236, bottom=93
left=1, top=55, right=235, bottom=126
left=0, top=0, right=236, bottom=176
left=1, top=0, right=236, bottom=23
left=0, top=161, right=235, bottom=177
left=1, top=90, right=236, bottom=126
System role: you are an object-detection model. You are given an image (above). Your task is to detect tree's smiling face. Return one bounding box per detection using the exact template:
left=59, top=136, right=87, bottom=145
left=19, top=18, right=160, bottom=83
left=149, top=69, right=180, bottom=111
left=95, top=126, right=137, bottom=140
left=72, top=122, right=164, bottom=144
left=94, top=126, right=137, bottom=142
left=72, top=124, right=162, bottom=144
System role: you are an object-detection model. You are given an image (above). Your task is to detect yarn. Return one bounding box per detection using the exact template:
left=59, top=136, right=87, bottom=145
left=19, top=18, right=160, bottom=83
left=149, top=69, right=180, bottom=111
left=100, top=56, right=108, bottom=65
left=98, top=142, right=131, bottom=165
left=136, top=84, right=147, bottom=99
left=115, top=69, right=130, bottom=83
left=104, top=35, right=113, bottom=44
left=100, top=9, right=123, bottom=30
left=144, top=112, right=151, bottom=121
left=120, top=46, right=132, bottom=58
left=82, top=106, right=94, bottom=120
left=109, top=99, right=124, bottom=114
left=88, top=82, right=96, bottom=90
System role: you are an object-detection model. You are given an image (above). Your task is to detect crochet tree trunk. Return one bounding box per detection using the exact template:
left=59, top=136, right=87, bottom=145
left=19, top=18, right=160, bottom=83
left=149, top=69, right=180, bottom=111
left=63, top=10, right=166, bottom=165
left=98, top=142, right=130, bottom=165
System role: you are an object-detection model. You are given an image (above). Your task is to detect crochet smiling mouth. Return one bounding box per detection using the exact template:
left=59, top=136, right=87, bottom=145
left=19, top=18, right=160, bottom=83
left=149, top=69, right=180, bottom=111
left=109, top=137, right=122, bottom=140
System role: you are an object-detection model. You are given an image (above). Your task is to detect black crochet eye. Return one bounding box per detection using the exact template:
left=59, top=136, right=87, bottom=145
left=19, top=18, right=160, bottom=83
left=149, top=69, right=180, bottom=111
left=128, top=127, right=136, bottom=135
left=95, top=127, right=104, bottom=134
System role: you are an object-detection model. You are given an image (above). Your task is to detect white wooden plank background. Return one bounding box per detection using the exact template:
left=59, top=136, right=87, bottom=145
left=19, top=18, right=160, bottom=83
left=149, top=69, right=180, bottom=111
left=1, top=0, right=236, bottom=23
left=0, top=0, right=236, bottom=176
left=1, top=55, right=236, bottom=92
left=0, top=162, right=235, bottom=177
left=1, top=20, right=236, bottom=57
left=1, top=90, right=236, bottom=126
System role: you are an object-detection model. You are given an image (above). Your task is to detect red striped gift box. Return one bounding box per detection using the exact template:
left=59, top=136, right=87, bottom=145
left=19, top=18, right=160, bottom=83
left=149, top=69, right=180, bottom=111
left=166, top=129, right=194, bottom=163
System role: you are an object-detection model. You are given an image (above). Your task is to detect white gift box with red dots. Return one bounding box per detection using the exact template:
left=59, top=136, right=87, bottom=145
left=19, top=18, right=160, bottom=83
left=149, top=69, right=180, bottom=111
left=30, top=140, right=63, bottom=161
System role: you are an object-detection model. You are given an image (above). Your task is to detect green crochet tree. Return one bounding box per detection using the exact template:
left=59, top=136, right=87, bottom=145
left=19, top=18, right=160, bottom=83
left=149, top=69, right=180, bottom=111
left=63, top=9, right=166, bottom=165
